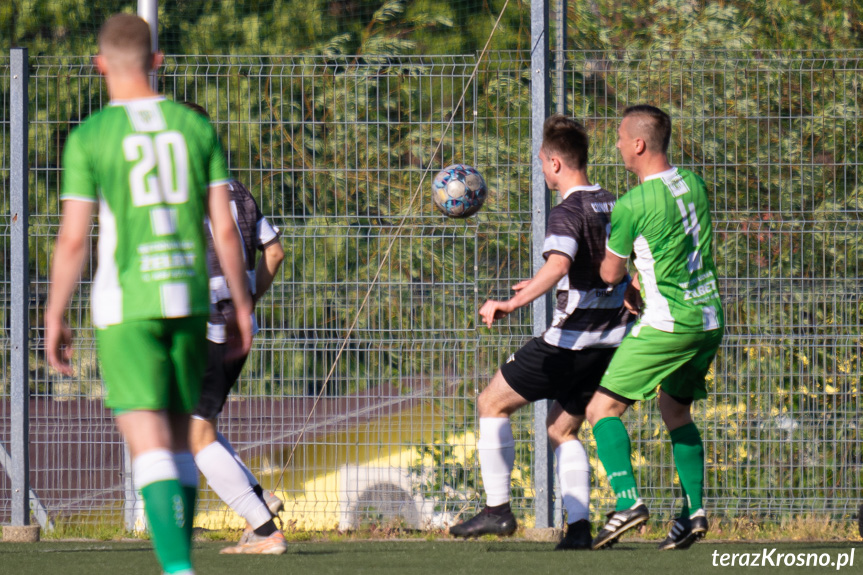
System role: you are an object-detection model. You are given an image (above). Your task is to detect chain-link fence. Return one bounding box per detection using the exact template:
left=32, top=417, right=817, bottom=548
left=0, top=52, right=538, bottom=530
left=1, top=50, right=862, bottom=531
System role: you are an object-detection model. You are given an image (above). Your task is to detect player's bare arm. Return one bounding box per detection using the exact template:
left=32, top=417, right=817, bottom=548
left=478, top=253, right=570, bottom=328
left=208, top=183, right=254, bottom=355
left=254, top=240, right=285, bottom=306
left=600, top=248, right=628, bottom=285
left=45, top=199, right=95, bottom=375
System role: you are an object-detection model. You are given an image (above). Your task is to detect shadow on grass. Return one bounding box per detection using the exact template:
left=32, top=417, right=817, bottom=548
left=0, top=545, right=152, bottom=554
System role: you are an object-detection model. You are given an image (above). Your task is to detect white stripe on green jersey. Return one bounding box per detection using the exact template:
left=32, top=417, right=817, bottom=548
left=607, top=167, right=723, bottom=333
left=61, top=97, right=230, bottom=326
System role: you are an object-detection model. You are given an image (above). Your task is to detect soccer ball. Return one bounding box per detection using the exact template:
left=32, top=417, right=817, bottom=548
left=432, top=164, right=487, bottom=218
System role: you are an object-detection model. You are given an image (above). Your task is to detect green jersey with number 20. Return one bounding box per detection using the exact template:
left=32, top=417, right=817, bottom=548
left=61, top=97, right=230, bottom=327
left=607, top=167, right=723, bottom=333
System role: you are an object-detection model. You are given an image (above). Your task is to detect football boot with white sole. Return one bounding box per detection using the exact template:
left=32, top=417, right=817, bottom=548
left=657, top=510, right=708, bottom=550
left=592, top=500, right=649, bottom=550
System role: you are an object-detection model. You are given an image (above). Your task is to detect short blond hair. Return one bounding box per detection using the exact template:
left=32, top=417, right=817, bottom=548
left=98, top=14, right=153, bottom=74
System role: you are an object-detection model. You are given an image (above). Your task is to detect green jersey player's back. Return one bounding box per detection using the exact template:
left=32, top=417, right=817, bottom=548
left=607, top=167, right=723, bottom=333
left=61, top=97, right=230, bottom=327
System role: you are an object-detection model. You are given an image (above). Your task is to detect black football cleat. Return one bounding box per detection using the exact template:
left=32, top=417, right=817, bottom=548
left=449, top=506, right=518, bottom=538
left=591, top=500, right=649, bottom=550
left=555, top=519, right=592, bottom=550
left=657, top=511, right=708, bottom=550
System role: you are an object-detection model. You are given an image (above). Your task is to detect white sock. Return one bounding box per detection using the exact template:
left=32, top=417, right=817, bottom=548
left=173, top=451, right=199, bottom=489
left=133, top=449, right=178, bottom=489
left=216, top=431, right=259, bottom=488
left=195, top=441, right=273, bottom=529
left=555, top=440, right=590, bottom=523
left=477, top=418, right=515, bottom=507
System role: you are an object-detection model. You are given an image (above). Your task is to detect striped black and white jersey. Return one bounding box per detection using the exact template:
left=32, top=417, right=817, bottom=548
left=541, top=184, right=634, bottom=350
left=204, top=179, right=281, bottom=343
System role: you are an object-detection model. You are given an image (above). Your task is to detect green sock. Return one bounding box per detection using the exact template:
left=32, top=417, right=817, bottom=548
left=181, top=485, right=197, bottom=544
left=141, top=479, right=193, bottom=574
left=670, top=422, right=705, bottom=514
left=593, top=417, right=639, bottom=511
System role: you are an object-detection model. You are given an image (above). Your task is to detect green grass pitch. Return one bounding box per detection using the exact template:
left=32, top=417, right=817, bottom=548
left=1, top=541, right=860, bottom=574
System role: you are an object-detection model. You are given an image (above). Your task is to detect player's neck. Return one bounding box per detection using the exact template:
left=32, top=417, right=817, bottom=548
left=634, top=157, right=673, bottom=183
left=105, top=74, right=160, bottom=102
left=556, top=170, right=592, bottom=192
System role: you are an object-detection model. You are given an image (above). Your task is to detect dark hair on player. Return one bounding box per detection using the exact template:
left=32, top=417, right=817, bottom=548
left=541, top=115, right=589, bottom=171
left=622, top=105, right=671, bottom=154
left=98, top=14, right=153, bottom=74
left=180, top=101, right=210, bottom=119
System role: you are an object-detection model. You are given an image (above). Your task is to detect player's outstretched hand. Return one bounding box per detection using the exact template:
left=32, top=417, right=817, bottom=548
left=46, top=315, right=74, bottom=376
left=479, top=299, right=514, bottom=328
left=511, top=280, right=530, bottom=293
left=623, top=281, right=643, bottom=315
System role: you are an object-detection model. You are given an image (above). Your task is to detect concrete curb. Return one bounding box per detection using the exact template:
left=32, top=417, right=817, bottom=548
left=522, top=527, right=563, bottom=542
left=3, top=525, right=40, bottom=543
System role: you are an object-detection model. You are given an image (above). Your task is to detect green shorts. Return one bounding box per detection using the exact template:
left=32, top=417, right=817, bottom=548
left=600, top=324, right=723, bottom=402
left=96, top=316, right=207, bottom=413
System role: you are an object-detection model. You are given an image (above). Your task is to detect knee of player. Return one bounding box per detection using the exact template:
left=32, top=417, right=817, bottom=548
left=658, top=393, right=694, bottom=429
left=546, top=427, right=568, bottom=449
left=584, top=401, right=603, bottom=426
left=661, top=410, right=693, bottom=431
left=188, top=417, right=218, bottom=454
left=476, top=389, right=496, bottom=417
left=546, top=406, right=582, bottom=444
left=476, top=388, right=513, bottom=419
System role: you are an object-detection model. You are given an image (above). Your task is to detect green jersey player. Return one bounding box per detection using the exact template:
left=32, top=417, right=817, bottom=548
left=45, top=14, right=252, bottom=575
left=586, top=105, right=724, bottom=550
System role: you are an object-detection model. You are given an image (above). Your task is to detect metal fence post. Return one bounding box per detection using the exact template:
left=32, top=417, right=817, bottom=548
left=130, top=0, right=159, bottom=525
left=551, top=0, right=566, bottom=529
left=555, top=0, right=566, bottom=116
left=10, top=47, right=31, bottom=529
left=138, top=0, right=158, bottom=91
left=530, top=0, right=554, bottom=529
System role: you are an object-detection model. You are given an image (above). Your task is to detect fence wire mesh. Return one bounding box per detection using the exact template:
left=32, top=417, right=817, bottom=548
left=1, top=50, right=862, bottom=530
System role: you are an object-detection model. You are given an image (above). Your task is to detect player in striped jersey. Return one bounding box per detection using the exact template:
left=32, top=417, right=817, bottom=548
left=449, top=115, right=637, bottom=549
left=45, top=15, right=252, bottom=575
left=587, top=105, right=724, bottom=550
left=181, top=100, right=287, bottom=556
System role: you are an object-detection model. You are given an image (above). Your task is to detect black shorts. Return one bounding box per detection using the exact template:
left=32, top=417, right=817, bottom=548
left=192, top=340, right=248, bottom=420
left=499, top=337, right=616, bottom=416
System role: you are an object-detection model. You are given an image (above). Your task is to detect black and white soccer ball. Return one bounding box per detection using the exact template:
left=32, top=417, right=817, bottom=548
left=432, top=164, right=487, bottom=218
